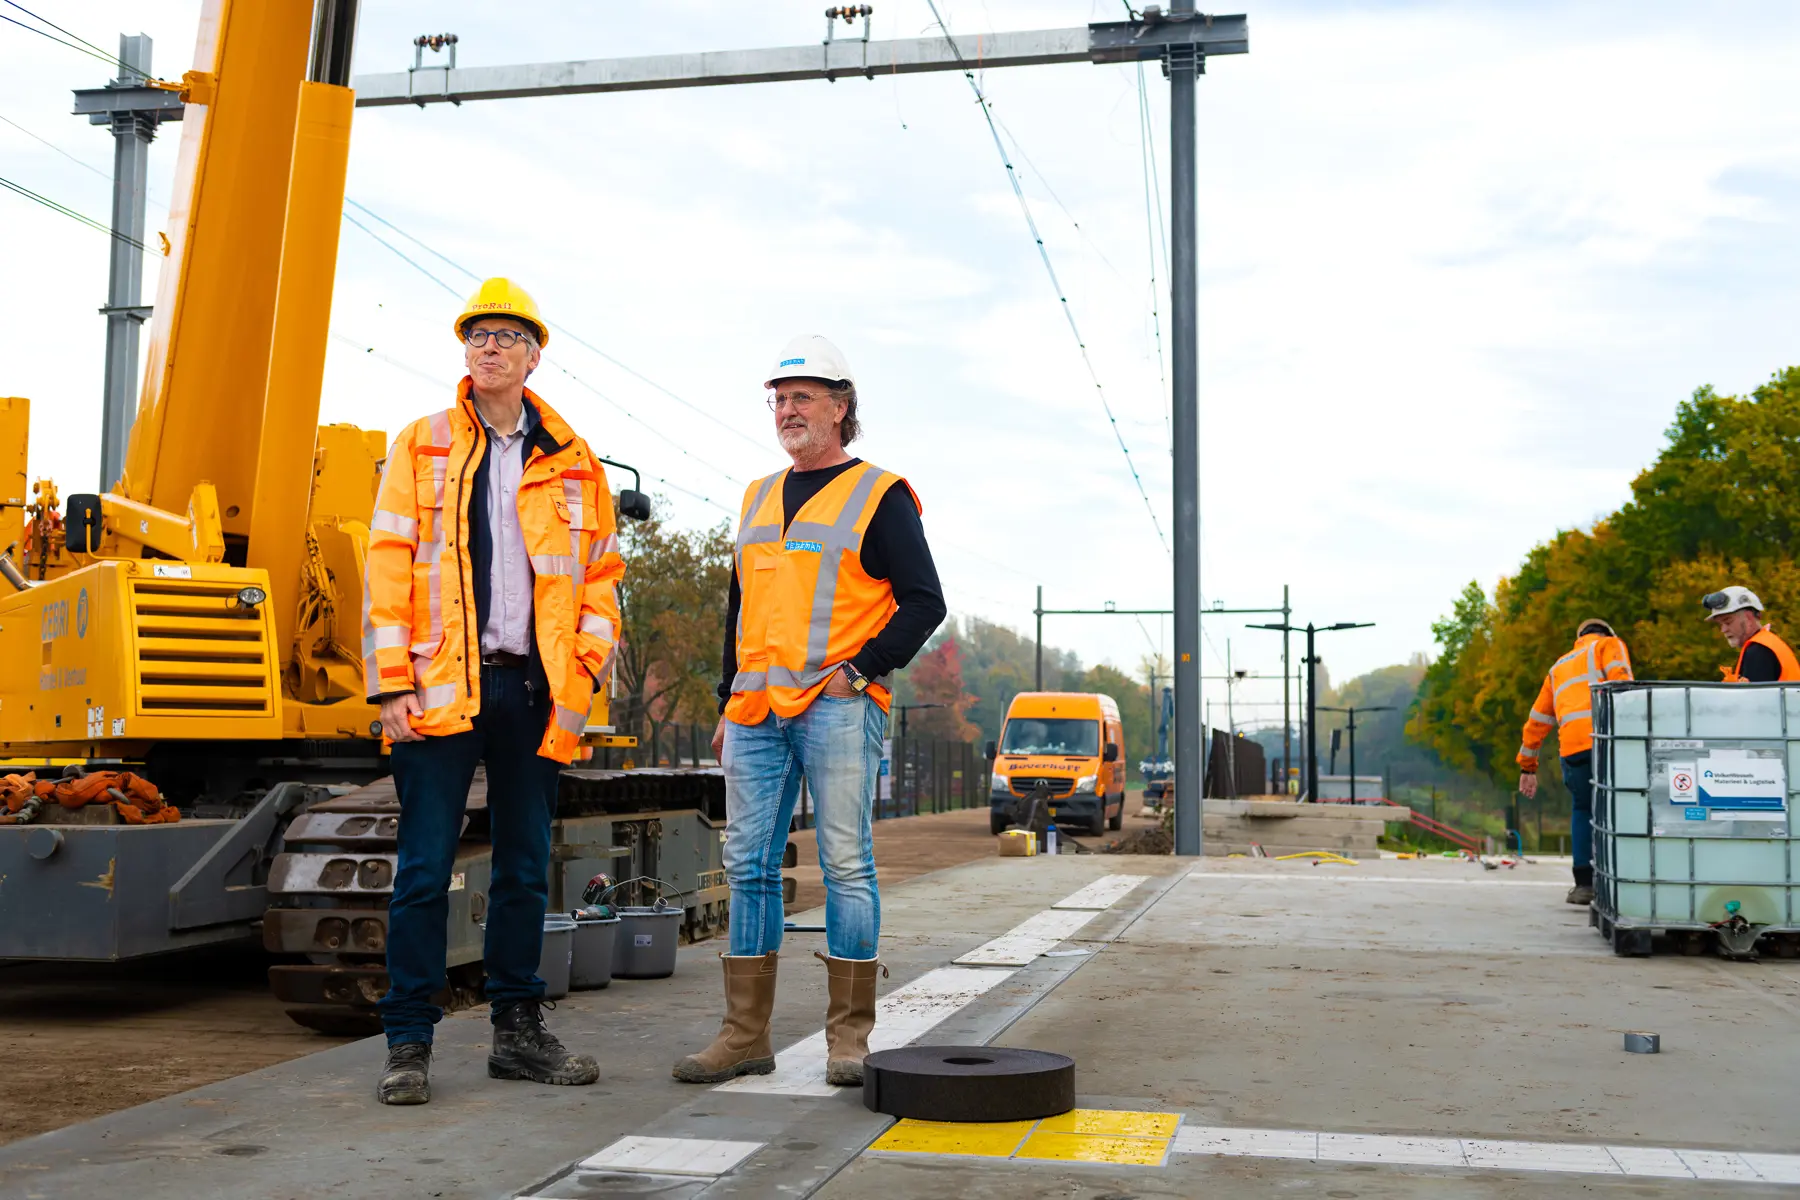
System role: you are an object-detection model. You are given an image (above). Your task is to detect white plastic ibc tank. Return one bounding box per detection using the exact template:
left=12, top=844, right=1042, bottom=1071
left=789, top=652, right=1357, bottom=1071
left=1594, top=682, right=1800, bottom=930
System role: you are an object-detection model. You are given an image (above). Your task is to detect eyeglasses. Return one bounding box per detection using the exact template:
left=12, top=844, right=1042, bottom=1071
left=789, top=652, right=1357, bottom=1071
left=766, top=390, right=836, bottom=412
left=465, top=328, right=534, bottom=349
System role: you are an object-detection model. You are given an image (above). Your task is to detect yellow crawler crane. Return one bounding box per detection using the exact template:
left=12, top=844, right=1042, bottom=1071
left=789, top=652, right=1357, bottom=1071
left=0, top=0, right=728, bottom=1032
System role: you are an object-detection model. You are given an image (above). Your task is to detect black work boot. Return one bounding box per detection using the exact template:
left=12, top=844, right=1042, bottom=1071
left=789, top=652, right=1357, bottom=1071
left=377, top=1041, right=432, bottom=1105
left=488, top=999, right=600, bottom=1085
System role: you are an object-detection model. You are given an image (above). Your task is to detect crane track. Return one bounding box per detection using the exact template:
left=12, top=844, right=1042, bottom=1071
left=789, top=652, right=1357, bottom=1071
left=265, top=767, right=728, bottom=1034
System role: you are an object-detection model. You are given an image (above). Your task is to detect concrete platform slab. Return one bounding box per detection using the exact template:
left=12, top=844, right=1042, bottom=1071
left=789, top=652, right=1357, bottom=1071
left=5, top=852, right=1797, bottom=1199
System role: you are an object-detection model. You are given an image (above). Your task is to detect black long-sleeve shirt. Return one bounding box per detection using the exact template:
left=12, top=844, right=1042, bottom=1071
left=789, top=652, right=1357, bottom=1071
left=719, top=460, right=946, bottom=712
left=1738, top=641, right=1783, bottom=683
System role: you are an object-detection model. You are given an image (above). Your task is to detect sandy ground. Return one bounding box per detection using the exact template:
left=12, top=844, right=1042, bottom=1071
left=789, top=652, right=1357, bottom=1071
left=0, top=803, right=1030, bottom=1147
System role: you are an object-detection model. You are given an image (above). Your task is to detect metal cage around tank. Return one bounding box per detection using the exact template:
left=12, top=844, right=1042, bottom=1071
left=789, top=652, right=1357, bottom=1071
left=1591, top=680, right=1800, bottom=952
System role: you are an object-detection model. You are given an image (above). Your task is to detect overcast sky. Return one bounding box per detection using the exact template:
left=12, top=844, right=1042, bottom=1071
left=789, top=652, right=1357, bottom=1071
left=4, top=1, right=1798, bottom=729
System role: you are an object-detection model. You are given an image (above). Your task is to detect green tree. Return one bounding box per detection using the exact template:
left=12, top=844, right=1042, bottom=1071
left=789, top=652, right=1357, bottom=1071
left=615, top=499, right=732, bottom=751
left=1413, top=366, right=1800, bottom=787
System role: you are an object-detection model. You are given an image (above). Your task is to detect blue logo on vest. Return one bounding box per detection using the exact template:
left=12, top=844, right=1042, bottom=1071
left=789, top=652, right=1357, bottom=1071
left=784, top=539, right=823, bottom=553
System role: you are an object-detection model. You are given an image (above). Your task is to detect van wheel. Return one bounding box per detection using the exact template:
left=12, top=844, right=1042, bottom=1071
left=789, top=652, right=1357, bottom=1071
left=1108, top=802, right=1123, bottom=831
left=990, top=812, right=1010, bottom=836
left=1089, top=812, right=1107, bottom=838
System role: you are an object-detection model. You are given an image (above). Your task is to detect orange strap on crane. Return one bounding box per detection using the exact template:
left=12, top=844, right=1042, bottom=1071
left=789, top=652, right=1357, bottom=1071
left=0, top=770, right=179, bottom=824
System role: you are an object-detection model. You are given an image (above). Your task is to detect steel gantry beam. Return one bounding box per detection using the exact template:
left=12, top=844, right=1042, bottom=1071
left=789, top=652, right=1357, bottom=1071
left=349, top=18, right=1245, bottom=107
left=348, top=12, right=1247, bottom=857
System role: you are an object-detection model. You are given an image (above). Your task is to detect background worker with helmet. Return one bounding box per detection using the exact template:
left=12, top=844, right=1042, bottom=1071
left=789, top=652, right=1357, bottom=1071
left=1704, top=586, right=1800, bottom=682
left=1517, top=618, right=1634, bottom=906
left=674, top=335, right=946, bottom=1088
left=362, top=278, right=625, bottom=1105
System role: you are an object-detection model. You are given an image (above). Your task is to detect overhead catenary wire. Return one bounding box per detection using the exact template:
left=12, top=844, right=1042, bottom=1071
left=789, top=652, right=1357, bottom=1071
left=331, top=331, right=740, bottom=518
left=0, top=173, right=147, bottom=250
left=337, top=217, right=748, bottom=490
left=344, top=198, right=767, bottom=454
left=1135, top=62, right=1170, bottom=444
left=0, top=4, right=150, bottom=78
left=922, top=0, right=1169, bottom=557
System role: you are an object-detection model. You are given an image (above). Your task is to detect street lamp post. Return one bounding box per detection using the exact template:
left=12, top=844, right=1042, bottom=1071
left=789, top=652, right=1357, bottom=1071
left=1316, top=704, right=1394, bottom=802
left=1247, top=621, right=1373, bottom=803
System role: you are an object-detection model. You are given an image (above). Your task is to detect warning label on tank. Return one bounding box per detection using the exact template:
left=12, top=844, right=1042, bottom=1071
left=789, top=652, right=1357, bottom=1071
left=1653, top=743, right=1787, bottom=837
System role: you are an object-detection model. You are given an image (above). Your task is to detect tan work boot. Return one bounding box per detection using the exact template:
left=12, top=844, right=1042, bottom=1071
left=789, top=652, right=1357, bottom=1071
left=671, top=952, right=778, bottom=1083
left=818, top=951, right=887, bottom=1086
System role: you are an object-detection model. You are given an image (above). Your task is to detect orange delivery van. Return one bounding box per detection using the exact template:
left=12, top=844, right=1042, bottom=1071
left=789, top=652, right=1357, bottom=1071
left=984, top=692, right=1127, bottom=837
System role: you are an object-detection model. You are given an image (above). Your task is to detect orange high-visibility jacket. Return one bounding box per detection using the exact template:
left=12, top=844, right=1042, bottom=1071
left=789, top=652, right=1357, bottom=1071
left=1723, top=626, right=1800, bottom=682
left=724, top=461, right=918, bottom=725
left=362, top=381, right=624, bottom=763
left=1517, top=633, right=1633, bottom=769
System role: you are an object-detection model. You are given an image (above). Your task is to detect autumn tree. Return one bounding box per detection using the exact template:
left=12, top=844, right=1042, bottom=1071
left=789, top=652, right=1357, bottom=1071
left=1411, top=366, right=1800, bottom=788
left=614, top=499, right=732, bottom=753
left=902, top=637, right=980, bottom=741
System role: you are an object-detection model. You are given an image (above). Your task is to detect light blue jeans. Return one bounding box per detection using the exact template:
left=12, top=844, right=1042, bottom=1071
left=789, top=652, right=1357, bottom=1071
left=723, top=694, right=886, bottom=960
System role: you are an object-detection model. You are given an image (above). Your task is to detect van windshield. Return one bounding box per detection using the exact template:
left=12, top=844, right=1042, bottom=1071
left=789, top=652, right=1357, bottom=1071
left=1000, top=718, right=1099, bottom=757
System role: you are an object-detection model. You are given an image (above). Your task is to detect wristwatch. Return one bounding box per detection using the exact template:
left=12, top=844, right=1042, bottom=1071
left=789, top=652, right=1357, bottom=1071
left=839, top=661, right=870, bottom=694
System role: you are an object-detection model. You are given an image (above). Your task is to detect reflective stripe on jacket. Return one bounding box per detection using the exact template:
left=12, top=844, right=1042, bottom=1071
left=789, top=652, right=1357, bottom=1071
left=1724, top=626, right=1800, bottom=682
left=723, top=461, right=917, bottom=725
left=361, top=380, right=625, bottom=763
left=1517, top=633, right=1633, bottom=768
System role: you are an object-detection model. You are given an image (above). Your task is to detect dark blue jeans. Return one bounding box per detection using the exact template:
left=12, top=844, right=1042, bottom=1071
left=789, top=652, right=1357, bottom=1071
left=379, top=664, right=563, bottom=1046
left=1561, top=749, right=1594, bottom=882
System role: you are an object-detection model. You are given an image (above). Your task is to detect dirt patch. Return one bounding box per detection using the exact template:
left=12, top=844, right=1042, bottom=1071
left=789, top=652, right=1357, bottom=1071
left=1102, top=823, right=1175, bottom=855
left=0, top=943, right=352, bottom=1147
left=786, top=805, right=1000, bottom=913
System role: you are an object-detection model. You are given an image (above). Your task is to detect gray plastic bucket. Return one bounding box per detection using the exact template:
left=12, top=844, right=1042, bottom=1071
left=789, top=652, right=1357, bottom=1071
left=539, top=915, right=577, bottom=999
left=570, top=914, right=620, bottom=990
left=612, top=905, right=682, bottom=979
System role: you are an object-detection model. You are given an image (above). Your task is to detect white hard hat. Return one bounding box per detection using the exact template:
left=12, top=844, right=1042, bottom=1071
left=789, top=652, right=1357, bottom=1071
left=765, top=334, right=855, bottom=388
left=1702, top=585, right=1764, bottom=620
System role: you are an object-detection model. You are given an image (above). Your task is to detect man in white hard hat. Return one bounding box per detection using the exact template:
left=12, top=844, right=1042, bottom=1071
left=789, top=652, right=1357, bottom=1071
left=672, top=335, right=945, bottom=1088
left=1704, top=586, right=1800, bottom=682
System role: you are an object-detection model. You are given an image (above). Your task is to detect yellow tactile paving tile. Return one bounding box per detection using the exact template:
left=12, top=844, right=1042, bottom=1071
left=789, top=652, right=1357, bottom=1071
left=1036, top=1109, right=1181, bottom=1139
left=1015, top=1131, right=1173, bottom=1166
left=868, top=1110, right=1182, bottom=1166
left=868, top=1119, right=1036, bottom=1158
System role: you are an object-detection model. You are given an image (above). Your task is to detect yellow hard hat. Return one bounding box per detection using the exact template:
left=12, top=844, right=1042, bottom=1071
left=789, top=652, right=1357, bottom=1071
left=453, top=277, right=549, bottom=348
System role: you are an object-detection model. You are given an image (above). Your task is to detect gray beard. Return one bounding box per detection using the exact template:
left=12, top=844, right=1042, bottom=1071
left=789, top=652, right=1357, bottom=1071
left=779, top=419, right=830, bottom=459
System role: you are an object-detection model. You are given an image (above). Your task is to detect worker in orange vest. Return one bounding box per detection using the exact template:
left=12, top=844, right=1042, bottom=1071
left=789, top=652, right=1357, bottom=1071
left=363, top=279, right=623, bottom=1105
left=1703, top=586, right=1800, bottom=682
left=1518, top=619, right=1634, bottom=906
left=673, top=335, right=945, bottom=1090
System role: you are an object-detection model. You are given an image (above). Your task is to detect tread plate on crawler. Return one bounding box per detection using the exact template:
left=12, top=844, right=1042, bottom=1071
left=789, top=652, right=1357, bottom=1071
left=862, top=1046, right=1075, bottom=1123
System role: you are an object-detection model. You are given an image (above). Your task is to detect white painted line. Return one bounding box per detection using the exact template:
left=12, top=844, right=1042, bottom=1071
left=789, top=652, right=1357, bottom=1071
left=577, top=1135, right=763, bottom=1177
left=1678, top=1150, right=1762, bottom=1182
left=1173, top=1124, right=1800, bottom=1185
left=1173, top=1126, right=1318, bottom=1161
left=1743, top=1154, right=1800, bottom=1185
left=1607, top=1146, right=1696, bottom=1179
left=718, top=966, right=1016, bottom=1096
left=954, top=908, right=1100, bottom=966
left=1185, top=871, right=1566, bottom=888
left=1462, top=1139, right=1619, bottom=1175
left=1318, top=1133, right=1465, bottom=1167
left=1053, top=874, right=1150, bottom=910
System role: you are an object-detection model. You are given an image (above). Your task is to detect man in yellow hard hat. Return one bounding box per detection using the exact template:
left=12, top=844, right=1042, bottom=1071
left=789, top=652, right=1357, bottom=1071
left=672, top=335, right=945, bottom=1089
left=362, top=278, right=625, bottom=1105
left=1704, top=586, right=1800, bottom=682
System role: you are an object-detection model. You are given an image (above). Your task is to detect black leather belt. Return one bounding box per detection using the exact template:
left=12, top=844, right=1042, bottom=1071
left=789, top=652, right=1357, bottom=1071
left=480, top=651, right=529, bottom=668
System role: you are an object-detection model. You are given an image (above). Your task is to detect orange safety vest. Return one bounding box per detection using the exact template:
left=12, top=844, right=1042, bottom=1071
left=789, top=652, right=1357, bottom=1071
left=1723, top=626, right=1800, bottom=682
left=362, top=380, right=625, bottom=763
left=1518, top=632, right=1633, bottom=769
left=724, top=461, right=917, bottom=725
